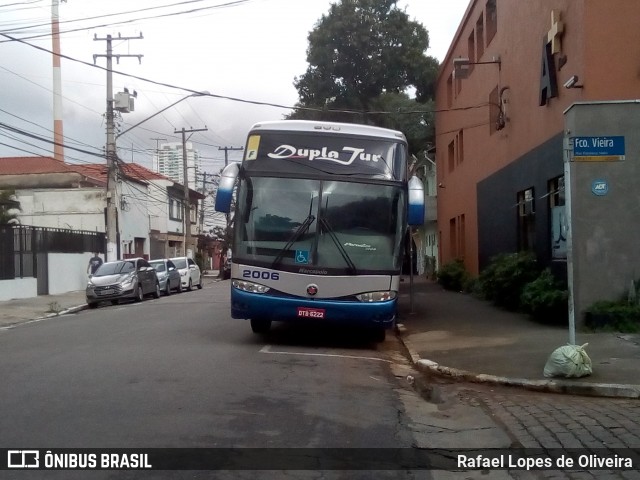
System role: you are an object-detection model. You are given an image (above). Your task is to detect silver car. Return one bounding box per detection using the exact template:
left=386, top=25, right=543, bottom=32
left=86, top=258, right=160, bottom=308
left=149, top=258, right=182, bottom=296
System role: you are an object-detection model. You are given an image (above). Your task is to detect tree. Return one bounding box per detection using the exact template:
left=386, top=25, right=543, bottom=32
left=0, top=190, right=20, bottom=225
left=289, top=0, right=439, bottom=153
left=368, top=92, right=434, bottom=155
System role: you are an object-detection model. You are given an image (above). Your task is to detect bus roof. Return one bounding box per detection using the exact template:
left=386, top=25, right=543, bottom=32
left=248, top=120, right=407, bottom=142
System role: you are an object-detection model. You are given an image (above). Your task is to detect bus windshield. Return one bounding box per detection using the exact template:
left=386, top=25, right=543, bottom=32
left=234, top=176, right=406, bottom=275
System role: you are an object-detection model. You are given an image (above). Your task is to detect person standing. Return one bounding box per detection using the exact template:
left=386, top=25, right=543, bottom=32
left=88, top=252, right=103, bottom=275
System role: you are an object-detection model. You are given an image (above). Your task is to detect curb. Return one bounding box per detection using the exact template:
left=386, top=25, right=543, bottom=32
left=396, top=324, right=640, bottom=399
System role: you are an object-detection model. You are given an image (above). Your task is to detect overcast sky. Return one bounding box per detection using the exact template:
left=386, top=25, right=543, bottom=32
left=0, top=0, right=469, bottom=174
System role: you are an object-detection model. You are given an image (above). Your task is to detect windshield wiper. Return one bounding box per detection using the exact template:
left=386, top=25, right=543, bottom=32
left=271, top=214, right=316, bottom=268
left=319, top=217, right=357, bottom=275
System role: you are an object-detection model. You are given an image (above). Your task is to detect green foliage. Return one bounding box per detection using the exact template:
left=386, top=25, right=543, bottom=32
left=586, top=300, right=640, bottom=333
left=366, top=93, right=434, bottom=157
left=295, top=0, right=437, bottom=106
left=478, top=252, right=540, bottom=310
left=288, top=0, right=438, bottom=156
left=436, top=258, right=469, bottom=292
left=194, top=252, right=205, bottom=273
left=520, top=269, right=568, bottom=323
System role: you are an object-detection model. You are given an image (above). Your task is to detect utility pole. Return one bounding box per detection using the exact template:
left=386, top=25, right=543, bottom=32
left=218, top=146, right=243, bottom=167
left=176, top=127, right=207, bottom=258
left=94, top=33, right=142, bottom=262
left=199, top=172, right=207, bottom=234
left=151, top=137, right=166, bottom=172
left=217, top=146, right=242, bottom=272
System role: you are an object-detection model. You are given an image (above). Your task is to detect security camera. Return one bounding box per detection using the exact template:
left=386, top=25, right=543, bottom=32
left=564, top=75, right=580, bottom=89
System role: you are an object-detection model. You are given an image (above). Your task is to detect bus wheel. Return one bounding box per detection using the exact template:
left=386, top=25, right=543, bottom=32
left=250, top=318, right=271, bottom=334
left=371, top=327, right=386, bottom=343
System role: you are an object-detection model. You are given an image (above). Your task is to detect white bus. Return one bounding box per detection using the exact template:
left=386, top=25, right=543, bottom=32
left=215, top=120, right=424, bottom=341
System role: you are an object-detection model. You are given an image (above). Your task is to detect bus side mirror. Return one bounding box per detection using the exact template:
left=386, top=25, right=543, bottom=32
left=215, top=162, right=240, bottom=213
left=407, top=175, right=425, bottom=226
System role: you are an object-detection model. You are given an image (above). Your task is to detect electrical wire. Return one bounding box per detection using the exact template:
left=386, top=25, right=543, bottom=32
left=0, top=0, right=254, bottom=40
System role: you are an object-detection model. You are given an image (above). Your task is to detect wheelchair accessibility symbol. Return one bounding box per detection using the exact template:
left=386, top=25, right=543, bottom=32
left=295, top=250, right=310, bottom=264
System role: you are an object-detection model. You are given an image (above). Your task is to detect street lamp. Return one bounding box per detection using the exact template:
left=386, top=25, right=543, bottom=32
left=116, top=91, right=210, bottom=139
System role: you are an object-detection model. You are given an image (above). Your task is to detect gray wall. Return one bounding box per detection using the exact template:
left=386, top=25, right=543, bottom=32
left=477, top=133, right=564, bottom=271
left=564, top=101, right=640, bottom=323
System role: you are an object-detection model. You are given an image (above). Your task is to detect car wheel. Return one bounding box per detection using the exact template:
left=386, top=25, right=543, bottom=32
left=197, top=276, right=203, bottom=289
left=371, top=327, right=386, bottom=343
left=135, top=285, right=144, bottom=302
left=187, top=279, right=193, bottom=291
left=250, top=318, right=271, bottom=334
left=164, top=282, right=171, bottom=296
left=153, top=282, right=161, bottom=299
left=88, top=302, right=98, bottom=309
left=111, top=300, right=119, bottom=305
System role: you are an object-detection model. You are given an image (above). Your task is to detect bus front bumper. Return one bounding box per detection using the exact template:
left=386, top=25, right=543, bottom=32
left=231, top=288, right=396, bottom=328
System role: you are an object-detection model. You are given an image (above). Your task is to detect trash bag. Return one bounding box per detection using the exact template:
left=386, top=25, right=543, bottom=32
left=543, top=343, right=592, bottom=378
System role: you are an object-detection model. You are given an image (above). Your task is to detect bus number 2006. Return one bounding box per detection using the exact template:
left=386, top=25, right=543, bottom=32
left=242, top=270, right=280, bottom=281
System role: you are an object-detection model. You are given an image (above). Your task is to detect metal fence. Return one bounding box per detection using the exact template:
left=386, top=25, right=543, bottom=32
left=0, top=225, right=105, bottom=280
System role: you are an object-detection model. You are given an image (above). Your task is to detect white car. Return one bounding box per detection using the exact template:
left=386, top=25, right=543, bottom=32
left=170, top=256, right=202, bottom=291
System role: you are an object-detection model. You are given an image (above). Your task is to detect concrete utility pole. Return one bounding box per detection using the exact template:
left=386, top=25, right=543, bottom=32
left=217, top=146, right=243, bottom=246
left=93, top=33, right=142, bottom=261
left=199, top=172, right=207, bottom=234
left=151, top=137, right=166, bottom=171
left=176, top=127, right=207, bottom=258
left=218, top=146, right=243, bottom=167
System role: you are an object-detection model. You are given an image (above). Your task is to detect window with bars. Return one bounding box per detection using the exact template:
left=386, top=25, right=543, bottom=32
left=517, top=188, right=535, bottom=251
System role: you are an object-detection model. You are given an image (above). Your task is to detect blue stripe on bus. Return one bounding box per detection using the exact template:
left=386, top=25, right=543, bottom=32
left=231, top=288, right=396, bottom=327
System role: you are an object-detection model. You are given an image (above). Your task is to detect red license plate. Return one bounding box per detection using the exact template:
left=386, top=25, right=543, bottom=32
left=297, top=307, right=325, bottom=319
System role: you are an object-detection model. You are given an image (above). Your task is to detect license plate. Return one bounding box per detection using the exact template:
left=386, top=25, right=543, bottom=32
left=297, top=307, right=325, bottom=319
left=97, top=289, right=114, bottom=296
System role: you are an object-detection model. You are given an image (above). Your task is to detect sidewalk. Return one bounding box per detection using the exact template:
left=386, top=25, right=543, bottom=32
left=396, top=276, right=640, bottom=398
left=1, top=276, right=639, bottom=398
left=0, top=272, right=221, bottom=330
left=0, top=289, right=88, bottom=329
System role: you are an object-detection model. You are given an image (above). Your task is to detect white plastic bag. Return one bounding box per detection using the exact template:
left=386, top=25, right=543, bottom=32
left=543, top=343, right=592, bottom=378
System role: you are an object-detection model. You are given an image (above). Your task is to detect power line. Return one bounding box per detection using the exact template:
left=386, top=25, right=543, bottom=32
left=0, top=0, right=254, bottom=41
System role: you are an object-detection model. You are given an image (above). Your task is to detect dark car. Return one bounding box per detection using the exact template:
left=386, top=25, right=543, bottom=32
left=86, top=258, right=160, bottom=308
left=149, top=258, right=182, bottom=295
left=222, top=258, right=231, bottom=280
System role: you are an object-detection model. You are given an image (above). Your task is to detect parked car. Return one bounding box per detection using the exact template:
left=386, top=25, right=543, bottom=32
left=86, top=258, right=160, bottom=308
left=149, top=258, right=182, bottom=296
left=170, top=256, right=202, bottom=291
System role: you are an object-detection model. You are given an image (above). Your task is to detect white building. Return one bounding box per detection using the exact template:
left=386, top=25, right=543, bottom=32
left=0, top=157, right=203, bottom=299
left=152, top=142, right=201, bottom=191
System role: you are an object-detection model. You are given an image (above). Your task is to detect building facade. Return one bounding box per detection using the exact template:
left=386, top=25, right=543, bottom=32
left=435, top=0, right=640, bottom=277
left=152, top=142, right=201, bottom=191
left=0, top=157, right=203, bottom=263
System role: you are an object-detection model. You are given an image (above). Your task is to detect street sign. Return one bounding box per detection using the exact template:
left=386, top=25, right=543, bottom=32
left=572, top=136, right=625, bottom=162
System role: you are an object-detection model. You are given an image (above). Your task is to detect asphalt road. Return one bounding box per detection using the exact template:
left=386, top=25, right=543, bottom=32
left=9, top=279, right=632, bottom=480
left=1, top=280, right=454, bottom=479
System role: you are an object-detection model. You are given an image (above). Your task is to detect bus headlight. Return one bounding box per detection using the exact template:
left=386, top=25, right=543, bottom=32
left=356, top=291, right=397, bottom=302
left=232, top=279, right=271, bottom=294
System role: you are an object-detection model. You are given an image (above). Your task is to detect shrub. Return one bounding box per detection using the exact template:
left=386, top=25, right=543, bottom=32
left=195, top=252, right=206, bottom=272
left=478, top=251, right=540, bottom=310
left=585, top=300, right=640, bottom=333
left=436, top=258, right=469, bottom=291
left=520, top=269, right=568, bottom=323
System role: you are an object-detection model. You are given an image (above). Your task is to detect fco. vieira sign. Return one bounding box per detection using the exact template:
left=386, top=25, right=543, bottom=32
left=572, top=136, right=625, bottom=162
